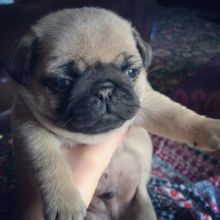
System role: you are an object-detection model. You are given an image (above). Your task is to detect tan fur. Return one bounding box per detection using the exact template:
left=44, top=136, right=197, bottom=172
left=11, top=7, right=220, bottom=220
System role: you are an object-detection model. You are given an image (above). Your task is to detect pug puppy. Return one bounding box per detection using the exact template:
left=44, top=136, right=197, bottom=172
left=7, top=7, right=220, bottom=220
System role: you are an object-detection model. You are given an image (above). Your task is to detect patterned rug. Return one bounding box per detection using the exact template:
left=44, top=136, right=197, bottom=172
left=148, top=55, right=220, bottom=220
left=149, top=5, right=220, bottom=94
left=147, top=6, right=220, bottom=220
left=149, top=135, right=220, bottom=220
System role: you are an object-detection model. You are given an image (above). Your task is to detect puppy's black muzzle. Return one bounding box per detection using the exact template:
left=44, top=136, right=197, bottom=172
left=59, top=63, right=140, bottom=134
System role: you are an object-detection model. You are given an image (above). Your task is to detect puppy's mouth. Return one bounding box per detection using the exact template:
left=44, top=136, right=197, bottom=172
left=60, top=82, right=139, bottom=134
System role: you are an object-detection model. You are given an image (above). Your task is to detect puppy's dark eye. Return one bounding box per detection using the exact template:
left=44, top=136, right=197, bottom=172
left=52, top=78, right=71, bottom=90
left=126, top=68, right=140, bottom=79
left=45, top=78, right=71, bottom=92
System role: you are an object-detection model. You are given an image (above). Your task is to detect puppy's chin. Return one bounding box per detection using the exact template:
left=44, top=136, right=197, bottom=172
left=59, top=93, right=139, bottom=134
left=64, top=114, right=125, bottom=134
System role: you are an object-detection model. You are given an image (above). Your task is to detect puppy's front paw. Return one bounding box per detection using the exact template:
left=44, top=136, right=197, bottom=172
left=194, top=118, right=220, bottom=151
left=43, top=188, right=86, bottom=220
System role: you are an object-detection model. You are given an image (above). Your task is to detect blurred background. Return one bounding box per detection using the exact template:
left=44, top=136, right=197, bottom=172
left=0, top=1, right=220, bottom=220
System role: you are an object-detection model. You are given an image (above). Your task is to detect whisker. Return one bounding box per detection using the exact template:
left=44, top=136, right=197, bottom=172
left=61, top=117, right=72, bottom=128
left=138, top=105, right=156, bottom=115
left=139, top=105, right=149, bottom=111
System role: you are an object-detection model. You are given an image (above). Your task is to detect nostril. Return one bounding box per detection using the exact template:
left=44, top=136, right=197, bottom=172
left=97, top=87, right=113, bottom=101
left=94, top=80, right=115, bottom=101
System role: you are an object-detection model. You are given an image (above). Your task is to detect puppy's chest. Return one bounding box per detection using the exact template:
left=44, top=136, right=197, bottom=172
left=87, top=146, right=141, bottom=220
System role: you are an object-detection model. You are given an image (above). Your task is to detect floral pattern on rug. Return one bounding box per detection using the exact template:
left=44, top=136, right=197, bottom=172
left=149, top=6, right=220, bottom=94
left=149, top=135, right=220, bottom=220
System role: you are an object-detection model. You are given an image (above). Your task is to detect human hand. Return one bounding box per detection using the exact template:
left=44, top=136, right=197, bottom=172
left=62, top=129, right=127, bottom=207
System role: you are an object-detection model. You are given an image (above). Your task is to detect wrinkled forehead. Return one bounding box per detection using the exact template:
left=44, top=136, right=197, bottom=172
left=33, top=8, right=141, bottom=76
left=47, top=24, right=139, bottom=70
left=44, top=52, right=142, bottom=80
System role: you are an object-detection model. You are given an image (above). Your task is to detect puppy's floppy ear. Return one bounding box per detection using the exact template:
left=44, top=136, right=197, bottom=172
left=132, top=29, right=153, bottom=70
left=6, top=33, right=39, bottom=86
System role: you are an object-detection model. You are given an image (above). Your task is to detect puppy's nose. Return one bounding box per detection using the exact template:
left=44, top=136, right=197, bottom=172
left=95, top=81, right=114, bottom=101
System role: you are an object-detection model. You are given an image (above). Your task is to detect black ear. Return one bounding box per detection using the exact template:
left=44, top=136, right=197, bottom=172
left=132, top=29, right=153, bottom=70
left=6, top=34, right=39, bottom=86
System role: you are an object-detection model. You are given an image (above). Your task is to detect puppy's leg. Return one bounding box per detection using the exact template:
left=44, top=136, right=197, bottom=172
left=138, top=90, right=220, bottom=151
left=122, top=128, right=156, bottom=220
left=13, top=121, right=86, bottom=220
left=132, top=185, right=157, bottom=220
left=123, top=183, right=156, bottom=220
